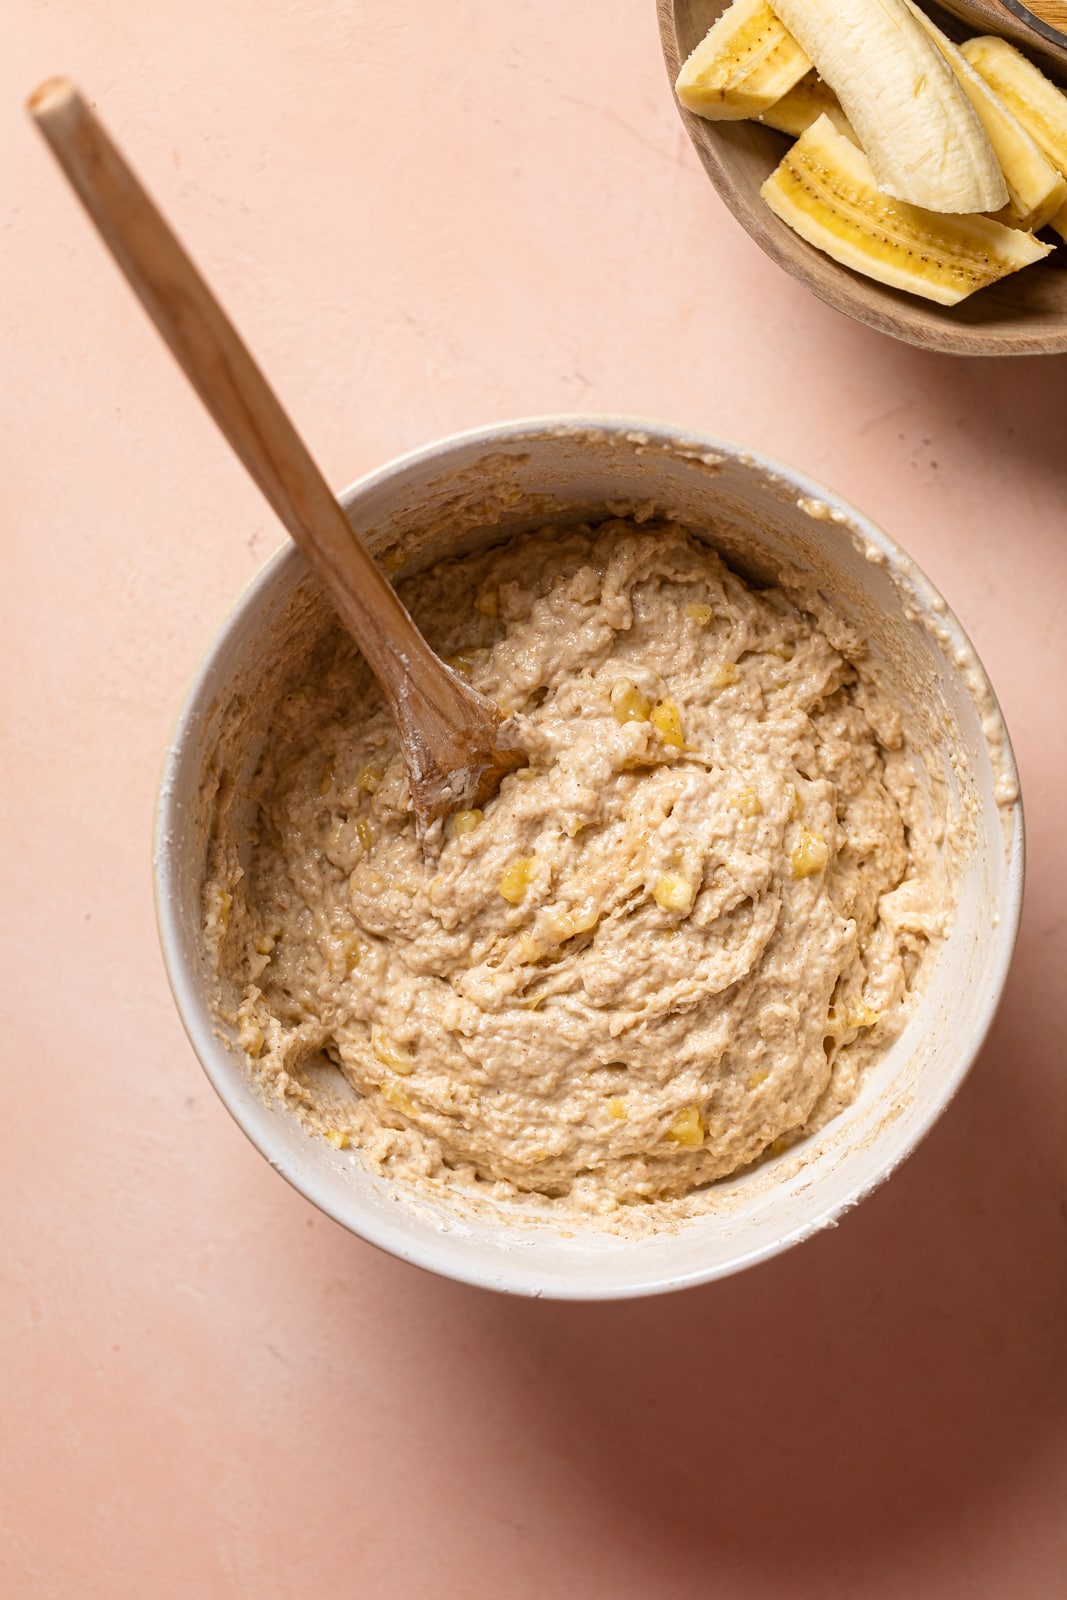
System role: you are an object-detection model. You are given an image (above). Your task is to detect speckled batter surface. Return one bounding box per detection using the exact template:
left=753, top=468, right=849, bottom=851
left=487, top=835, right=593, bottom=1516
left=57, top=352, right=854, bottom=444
left=205, top=519, right=947, bottom=1216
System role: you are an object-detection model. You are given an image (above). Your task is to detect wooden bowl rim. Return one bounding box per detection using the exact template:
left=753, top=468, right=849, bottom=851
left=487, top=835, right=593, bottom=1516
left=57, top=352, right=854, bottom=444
left=1000, top=0, right=1067, bottom=54
left=657, top=0, right=1067, bottom=356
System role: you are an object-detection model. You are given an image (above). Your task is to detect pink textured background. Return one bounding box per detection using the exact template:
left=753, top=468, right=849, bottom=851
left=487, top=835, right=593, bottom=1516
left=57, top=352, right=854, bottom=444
left=3, top=3, right=1066, bottom=1595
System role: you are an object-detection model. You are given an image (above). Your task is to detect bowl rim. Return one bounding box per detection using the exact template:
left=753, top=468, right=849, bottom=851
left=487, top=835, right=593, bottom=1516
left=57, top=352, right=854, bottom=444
left=1000, top=0, right=1067, bottom=54
left=153, top=412, right=1026, bottom=1299
left=657, top=0, right=1067, bottom=357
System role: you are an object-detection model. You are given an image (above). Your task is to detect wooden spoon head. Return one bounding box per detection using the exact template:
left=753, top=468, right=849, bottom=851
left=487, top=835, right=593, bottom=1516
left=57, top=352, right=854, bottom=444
left=391, top=667, right=528, bottom=843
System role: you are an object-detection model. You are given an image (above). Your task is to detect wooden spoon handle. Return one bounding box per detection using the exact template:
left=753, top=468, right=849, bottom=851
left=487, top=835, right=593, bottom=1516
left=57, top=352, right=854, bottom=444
left=27, top=78, right=476, bottom=742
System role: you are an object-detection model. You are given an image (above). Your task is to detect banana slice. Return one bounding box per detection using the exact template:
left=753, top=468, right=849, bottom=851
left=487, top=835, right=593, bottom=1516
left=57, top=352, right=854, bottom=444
left=961, top=36, right=1067, bottom=176
left=758, top=72, right=854, bottom=139
left=768, top=0, right=1007, bottom=213
left=909, top=8, right=1066, bottom=231
left=676, top=0, right=810, bottom=120
left=961, top=36, right=1067, bottom=241
left=761, top=114, right=1050, bottom=304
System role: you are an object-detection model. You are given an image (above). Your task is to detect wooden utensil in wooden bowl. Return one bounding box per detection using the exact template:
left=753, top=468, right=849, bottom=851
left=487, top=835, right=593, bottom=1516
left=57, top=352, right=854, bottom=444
left=658, top=0, right=1067, bottom=354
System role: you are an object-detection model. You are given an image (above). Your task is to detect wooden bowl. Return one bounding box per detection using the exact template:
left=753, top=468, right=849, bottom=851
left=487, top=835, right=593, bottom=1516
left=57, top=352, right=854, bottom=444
left=658, top=0, right=1067, bottom=354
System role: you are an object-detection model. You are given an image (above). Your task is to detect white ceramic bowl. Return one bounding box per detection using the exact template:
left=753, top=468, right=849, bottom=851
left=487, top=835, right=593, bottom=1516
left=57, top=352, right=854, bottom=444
left=154, top=417, right=1023, bottom=1299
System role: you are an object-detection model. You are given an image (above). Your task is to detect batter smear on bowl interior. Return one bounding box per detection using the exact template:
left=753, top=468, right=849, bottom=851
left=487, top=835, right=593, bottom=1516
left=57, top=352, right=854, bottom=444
left=206, top=518, right=947, bottom=1215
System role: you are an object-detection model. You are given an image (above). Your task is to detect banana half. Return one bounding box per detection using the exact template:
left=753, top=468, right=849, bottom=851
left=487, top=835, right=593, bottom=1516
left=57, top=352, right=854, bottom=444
left=962, top=36, right=1067, bottom=241
left=909, top=6, right=1067, bottom=231
left=768, top=0, right=1007, bottom=214
left=676, top=0, right=811, bottom=120
left=761, top=114, right=1049, bottom=304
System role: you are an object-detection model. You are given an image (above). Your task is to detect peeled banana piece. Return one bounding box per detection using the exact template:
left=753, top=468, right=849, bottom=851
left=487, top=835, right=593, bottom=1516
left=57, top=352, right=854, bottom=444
left=757, top=20, right=1066, bottom=231
left=906, top=10, right=1067, bottom=231
left=961, top=36, right=1067, bottom=242
left=761, top=114, right=1050, bottom=304
left=758, top=72, right=854, bottom=139
left=961, top=36, right=1067, bottom=177
left=768, top=0, right=1006, bottom=213
left=676, top=0, right=811, bottom=120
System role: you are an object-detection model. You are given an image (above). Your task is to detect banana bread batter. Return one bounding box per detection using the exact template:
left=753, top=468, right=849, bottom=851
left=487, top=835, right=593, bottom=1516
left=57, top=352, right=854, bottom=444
left=205, top=519, right=945, bottom=1215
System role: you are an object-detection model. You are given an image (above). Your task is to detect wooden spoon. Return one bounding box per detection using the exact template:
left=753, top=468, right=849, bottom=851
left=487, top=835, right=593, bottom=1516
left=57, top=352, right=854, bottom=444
left=28, top=77, right=527, bottom=838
